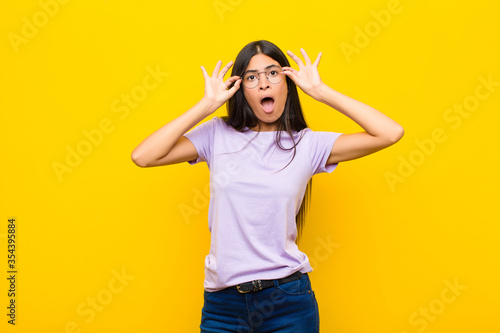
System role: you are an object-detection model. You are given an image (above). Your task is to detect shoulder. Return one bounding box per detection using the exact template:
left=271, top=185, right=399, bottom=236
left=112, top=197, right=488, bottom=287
left=298, top=127, right=337, bottom=140
left=207, top=116, right=228, bottom=129
left=299, top=128, right=344, bottom=149
left=301, top=127, right=342, bottom=138
left=212, top=116, right=247, bottom=135
left=194, top=116, right=224, bottom=132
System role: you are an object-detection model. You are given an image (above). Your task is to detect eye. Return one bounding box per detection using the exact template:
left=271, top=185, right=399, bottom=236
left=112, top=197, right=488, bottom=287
left=246, top=74, right=256, bottom=81
left=269, top=70, right=279, bottom=77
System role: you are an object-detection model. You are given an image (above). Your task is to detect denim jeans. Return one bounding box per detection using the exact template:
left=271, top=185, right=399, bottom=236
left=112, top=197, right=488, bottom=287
left=200, top=273, right=319, bottom=333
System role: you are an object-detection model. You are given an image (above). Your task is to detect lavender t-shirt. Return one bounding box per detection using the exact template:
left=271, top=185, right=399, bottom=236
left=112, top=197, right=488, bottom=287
left=183, top=116, right=342, bottom=292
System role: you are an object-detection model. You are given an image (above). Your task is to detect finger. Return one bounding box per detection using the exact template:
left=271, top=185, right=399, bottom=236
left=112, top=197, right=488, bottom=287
left=212, top=60, right=222, bottom=78
left=313, top=52, right=322, bottom=67
left=224, top=75, right=241, bottom=87
left=219, top=61, right=234, bottom=79
left=282, top=66, right=297, bottom=73
left=227, top=78, right=241, bottom=96
left=282, top=67, right=300, bottom=80
left=287, top=50, right=304, bottom=69
left=201, top=66, right=210, bottom=79
left=300, top=48, right=311, bottom=65
left=282, top=70, right=299, bottom=83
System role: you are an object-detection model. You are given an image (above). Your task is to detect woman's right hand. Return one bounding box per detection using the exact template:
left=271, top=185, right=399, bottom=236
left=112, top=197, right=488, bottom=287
left=200, top=60, right=241, bottom=114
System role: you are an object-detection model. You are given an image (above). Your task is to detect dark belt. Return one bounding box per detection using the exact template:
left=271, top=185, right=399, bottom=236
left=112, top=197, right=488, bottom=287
left=230, top=271, right=304, bottom=293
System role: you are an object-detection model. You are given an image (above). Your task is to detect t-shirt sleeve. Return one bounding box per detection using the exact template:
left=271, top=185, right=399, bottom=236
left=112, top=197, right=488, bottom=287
left=308, top=130, right=343, bottom=175
left=182, top=116, right=218, bottom=166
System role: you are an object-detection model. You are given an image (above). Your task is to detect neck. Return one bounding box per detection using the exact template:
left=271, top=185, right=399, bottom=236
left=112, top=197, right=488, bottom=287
left=249, top=122, right=278, bottom=132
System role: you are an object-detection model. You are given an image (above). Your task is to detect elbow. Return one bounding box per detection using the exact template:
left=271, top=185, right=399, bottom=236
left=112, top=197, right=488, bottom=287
left=381, top=125, right=404, bottom=146
left=131, top=150, right=149, bottom=168
left=388, top=125, right=405, bottom=144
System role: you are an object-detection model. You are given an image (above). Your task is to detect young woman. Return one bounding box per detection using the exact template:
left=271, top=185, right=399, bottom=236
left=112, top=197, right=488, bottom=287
left=131, top=40, right=404, bottom=332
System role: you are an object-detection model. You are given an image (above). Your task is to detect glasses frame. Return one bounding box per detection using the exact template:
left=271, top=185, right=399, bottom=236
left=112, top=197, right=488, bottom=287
left=240, top=65, right=285, bottom=89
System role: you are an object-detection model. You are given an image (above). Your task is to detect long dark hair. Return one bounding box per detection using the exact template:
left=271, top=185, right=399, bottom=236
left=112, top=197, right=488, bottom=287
left=221, top=40, right=312, bottom=245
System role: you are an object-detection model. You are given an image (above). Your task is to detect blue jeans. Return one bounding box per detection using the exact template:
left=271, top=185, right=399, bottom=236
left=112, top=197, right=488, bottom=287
left=200, top=273, right=319, bottom=333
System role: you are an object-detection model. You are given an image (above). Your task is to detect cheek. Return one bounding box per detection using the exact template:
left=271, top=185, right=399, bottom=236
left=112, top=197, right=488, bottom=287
left=244, top=90, right=258, bottom=106
left=279, top=86, right=288, bottom=106
left=242, top=88, right=251, bottom=102
left=279, top=81, right=288, bottom=96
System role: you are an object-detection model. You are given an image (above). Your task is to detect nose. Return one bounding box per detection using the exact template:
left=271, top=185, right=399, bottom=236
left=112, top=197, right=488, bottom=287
left=258, top=73, right=270, bottom=90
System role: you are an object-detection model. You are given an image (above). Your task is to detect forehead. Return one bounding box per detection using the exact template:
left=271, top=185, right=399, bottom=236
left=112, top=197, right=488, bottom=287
left=245, top=54, right=280, bottom=71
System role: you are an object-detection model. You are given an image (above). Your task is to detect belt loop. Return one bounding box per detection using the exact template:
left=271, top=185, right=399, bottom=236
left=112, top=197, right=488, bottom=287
left=273, top=278, right=279, bottom=288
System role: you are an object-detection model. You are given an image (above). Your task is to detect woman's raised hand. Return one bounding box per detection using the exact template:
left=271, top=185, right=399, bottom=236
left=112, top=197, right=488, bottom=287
left=283, top=48, right=325, bottom=100
left=200, top=60, right=241, bottom=113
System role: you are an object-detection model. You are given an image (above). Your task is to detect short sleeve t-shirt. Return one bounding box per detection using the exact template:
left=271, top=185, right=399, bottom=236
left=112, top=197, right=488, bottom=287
left=183, top=116, right=343, bottom=292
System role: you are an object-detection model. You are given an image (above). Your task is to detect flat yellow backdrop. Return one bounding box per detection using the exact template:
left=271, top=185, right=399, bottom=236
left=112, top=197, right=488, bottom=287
left=1, top=0, right=499, bottom=332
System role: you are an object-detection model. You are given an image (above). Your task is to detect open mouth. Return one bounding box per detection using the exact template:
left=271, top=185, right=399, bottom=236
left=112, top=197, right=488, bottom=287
left=260, top=97, right=275, bottom=113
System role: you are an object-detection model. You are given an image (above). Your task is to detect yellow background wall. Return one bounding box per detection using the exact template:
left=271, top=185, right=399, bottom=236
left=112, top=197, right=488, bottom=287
left=1, top=0, right=499, bottom=332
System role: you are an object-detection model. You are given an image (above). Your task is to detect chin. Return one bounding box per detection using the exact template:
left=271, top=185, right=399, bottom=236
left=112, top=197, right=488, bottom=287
left=256, top=111, right=284, bottom=124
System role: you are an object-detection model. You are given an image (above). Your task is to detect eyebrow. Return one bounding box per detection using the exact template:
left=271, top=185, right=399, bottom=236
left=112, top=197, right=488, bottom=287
left=243, top=64, right=281, bottom=74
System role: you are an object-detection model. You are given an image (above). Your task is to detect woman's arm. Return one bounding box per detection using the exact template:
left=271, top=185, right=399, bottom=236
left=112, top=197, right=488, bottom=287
left=131, top=99, right=213, bottom=167
left=314, top=84, right=404, bottom=164
left=131, top=60, right=241, bottom=167
left=283, top=49, right=404, bottom=164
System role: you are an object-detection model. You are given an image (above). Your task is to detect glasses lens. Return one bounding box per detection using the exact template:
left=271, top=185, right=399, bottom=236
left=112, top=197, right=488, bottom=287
left=266, top=67, right=284, bottom=84
left=243, top=72, right=259, bottom=88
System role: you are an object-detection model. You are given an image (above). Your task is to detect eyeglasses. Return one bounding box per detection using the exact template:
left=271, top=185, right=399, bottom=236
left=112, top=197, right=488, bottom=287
left=241, top=65, right=285, bottom=89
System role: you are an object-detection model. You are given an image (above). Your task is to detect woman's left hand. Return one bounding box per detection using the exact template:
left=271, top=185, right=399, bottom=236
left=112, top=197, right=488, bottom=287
left=283, top=48, right=325, bottom=99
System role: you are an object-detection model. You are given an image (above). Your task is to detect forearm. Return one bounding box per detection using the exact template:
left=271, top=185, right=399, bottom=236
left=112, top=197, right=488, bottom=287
left=314, top=84, right=404, bottom=142
left=131, top=99, right=215, bottom=165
